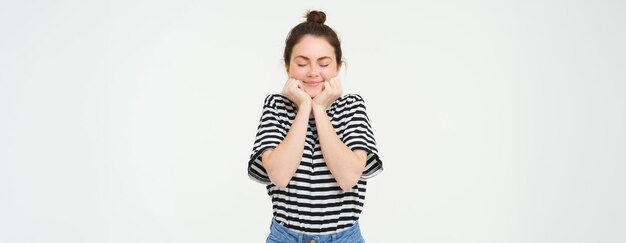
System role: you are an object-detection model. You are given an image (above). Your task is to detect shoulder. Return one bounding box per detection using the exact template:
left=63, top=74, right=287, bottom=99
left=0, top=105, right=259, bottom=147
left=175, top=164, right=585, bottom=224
left=263, top=94, right=294, bottom=108
left=338, top=93, right=364, bottom=102
left=334, top=93, right=366, bottom=108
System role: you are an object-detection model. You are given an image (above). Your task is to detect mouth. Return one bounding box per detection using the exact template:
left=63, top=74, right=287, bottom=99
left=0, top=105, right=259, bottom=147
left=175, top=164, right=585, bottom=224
left=303, top=81, right=322, bottom=87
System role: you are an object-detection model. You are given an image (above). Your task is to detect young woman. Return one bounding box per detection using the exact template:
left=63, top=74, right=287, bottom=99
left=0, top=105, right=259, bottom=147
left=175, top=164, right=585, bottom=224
left=248, top=10, right=383, bottom=243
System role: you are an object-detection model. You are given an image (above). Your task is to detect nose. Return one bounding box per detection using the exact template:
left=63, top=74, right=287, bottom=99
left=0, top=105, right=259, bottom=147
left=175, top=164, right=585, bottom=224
left=307, top=65, right=320, bottom=78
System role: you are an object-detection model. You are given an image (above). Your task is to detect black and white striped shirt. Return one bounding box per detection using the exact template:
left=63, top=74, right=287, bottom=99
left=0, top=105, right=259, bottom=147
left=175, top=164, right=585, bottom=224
left=248, top=93, right=383, bottom=234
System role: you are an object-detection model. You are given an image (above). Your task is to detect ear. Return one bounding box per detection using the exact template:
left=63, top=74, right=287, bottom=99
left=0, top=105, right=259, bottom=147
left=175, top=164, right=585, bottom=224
left=336, top=62, right=342, bottom=72
left=285, top=63, right=290, bottom=74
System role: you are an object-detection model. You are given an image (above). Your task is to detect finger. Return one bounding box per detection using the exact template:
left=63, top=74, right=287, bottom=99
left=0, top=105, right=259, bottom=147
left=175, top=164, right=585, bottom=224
left=284, top=78, right=298, bottom=96
left=325, top=78, right=332, bottom=90
left=334, top=78, right=342, bottom=93
left=284, top=78, right=294, bottom=90
left=324, top=80, right=331, bottom=91
left=333, top=77, right=341, bottom=85
left=291, top=79, right=300, bottom=90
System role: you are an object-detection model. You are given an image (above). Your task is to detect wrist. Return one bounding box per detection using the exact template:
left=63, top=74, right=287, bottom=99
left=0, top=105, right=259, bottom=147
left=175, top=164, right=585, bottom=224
left=297, top=100, right=312, bottom=111
left=312, top=103, right=327, bottom=114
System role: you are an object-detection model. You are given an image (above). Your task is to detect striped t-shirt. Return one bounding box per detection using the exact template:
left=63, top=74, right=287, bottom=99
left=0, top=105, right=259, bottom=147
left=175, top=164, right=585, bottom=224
left=248, top=93, right=383, bottom=234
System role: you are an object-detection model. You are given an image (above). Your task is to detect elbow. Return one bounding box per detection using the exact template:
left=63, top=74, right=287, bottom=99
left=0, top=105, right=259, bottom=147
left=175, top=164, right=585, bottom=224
left=263, top=151, right=292, bottom=188
left=268, top=174, right=292, bottom=188
left=273, top=180, right=290, bottom=189
left=339, top=184, right=355, bottom=191
left=336, top=167, right=364, bottom=191
left=337, top=177, right=360, bottom=191
left=337, top=151, right=367, bottom=191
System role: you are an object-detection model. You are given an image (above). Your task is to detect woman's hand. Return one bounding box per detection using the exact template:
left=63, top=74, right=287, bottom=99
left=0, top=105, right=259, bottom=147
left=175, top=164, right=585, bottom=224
left=281, top=78, right=311, bottom=109
left=313, top=77, right=342, bottom=110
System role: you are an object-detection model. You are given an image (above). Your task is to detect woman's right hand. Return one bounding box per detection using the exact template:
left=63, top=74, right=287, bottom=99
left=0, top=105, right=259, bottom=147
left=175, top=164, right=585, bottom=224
left=281, top=78, right=311, bottom=109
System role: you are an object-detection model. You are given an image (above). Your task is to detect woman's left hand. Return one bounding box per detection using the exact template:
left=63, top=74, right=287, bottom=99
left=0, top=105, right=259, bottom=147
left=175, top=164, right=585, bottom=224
left=313, top=77, right=342, bottom=111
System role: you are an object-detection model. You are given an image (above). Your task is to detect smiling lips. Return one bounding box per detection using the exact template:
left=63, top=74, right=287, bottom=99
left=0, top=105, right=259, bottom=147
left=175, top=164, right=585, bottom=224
left=303, top=81, right=322, bottom=87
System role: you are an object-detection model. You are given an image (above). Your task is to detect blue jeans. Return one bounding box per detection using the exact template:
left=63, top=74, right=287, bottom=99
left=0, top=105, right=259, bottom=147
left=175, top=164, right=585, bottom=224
left=266, top=218, right=365, bottom=243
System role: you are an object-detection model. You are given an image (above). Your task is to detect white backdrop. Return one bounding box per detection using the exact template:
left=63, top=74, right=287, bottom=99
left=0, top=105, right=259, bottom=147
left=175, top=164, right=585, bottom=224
left=1, top=1, right=625, bottom=242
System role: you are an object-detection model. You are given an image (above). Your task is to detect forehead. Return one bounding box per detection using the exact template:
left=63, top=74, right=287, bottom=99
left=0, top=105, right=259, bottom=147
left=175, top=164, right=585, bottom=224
left=292, top=35, right=335, bottom=60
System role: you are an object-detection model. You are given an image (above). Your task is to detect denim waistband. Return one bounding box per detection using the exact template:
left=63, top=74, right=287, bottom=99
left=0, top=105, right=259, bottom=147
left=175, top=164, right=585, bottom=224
left=269, top=218, right=362, bottom=242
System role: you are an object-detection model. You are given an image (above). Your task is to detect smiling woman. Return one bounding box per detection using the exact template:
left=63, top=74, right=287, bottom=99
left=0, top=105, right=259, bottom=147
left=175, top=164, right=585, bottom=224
left=247, top=10, right=384, bottom=243
left=288, top=35, right=339, bottom=98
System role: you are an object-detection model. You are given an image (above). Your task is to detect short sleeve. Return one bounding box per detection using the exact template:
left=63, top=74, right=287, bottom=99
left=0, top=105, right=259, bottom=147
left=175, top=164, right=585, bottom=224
left=247, top=94, right=287, bottom=184
left=341, top=94, right=384, bottom=179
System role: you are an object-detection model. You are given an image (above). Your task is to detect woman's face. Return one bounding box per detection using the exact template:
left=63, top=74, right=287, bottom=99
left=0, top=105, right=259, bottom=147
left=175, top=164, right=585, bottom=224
left=286, top=35, right=341, bottom=98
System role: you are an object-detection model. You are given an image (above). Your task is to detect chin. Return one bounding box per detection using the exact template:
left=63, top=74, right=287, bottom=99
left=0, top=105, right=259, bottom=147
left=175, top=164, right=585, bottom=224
left=304, top=89, right=322, bottom=98
left=307, top=91, right=321, bottom=98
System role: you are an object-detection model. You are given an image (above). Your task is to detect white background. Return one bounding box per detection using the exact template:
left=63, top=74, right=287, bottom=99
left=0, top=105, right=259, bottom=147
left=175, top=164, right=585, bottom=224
left=1, top=0, right=625, bottom=242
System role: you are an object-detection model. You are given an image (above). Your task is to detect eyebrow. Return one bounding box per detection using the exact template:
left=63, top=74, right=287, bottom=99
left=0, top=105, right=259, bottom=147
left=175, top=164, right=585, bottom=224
left=294, top=55, right=332, bottom=61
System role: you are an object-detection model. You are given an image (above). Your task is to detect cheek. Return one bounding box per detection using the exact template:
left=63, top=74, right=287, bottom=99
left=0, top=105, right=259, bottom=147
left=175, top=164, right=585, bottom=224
left=288, top=66, right=308, bottom=79
left=320, top=69, right=338, bottom=80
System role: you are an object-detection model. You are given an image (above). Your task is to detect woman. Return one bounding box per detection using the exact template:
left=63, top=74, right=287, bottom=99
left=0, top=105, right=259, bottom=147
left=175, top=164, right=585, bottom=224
left=248, top=10, right=383, bottom=243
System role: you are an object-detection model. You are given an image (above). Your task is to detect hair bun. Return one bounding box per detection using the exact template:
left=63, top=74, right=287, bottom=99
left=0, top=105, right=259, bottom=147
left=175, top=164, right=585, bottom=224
left=305, top=10, right=326, bottom=24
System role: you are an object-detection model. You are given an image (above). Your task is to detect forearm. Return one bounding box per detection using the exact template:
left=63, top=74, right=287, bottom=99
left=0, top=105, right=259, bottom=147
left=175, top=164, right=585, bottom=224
left=262, top=104, right=311, bottom=188
left=313, top=105, right=366, bottom=191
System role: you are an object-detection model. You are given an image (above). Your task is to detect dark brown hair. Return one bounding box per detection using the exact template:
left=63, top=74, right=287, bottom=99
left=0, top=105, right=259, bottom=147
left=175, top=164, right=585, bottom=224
left=283, top=10, right=342, bottom=66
